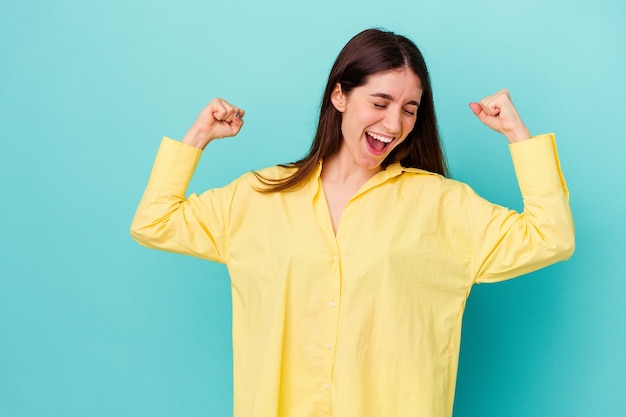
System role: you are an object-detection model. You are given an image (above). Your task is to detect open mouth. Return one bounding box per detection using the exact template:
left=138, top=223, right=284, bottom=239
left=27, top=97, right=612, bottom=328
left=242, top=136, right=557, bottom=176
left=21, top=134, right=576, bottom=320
left=365, top=131, right=394, bottom=154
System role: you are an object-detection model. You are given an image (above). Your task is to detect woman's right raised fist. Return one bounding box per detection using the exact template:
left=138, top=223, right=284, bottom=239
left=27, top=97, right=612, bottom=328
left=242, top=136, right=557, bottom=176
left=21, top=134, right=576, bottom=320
left=182, top=98, right=245, bottom=149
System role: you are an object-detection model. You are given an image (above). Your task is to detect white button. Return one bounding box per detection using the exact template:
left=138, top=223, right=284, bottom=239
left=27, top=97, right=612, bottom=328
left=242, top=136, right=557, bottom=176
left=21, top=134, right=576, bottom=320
left=326, top=343, right=332, bottom=349
left=329, top=301, right=336, bottom=308
left=323, top=383, right=329, bottom=390
left=333, top=255, right=338, bottom=261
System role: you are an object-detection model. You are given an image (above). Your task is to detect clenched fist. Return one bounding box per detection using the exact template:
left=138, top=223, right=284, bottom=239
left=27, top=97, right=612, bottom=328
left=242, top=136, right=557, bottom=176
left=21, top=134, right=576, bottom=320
left=469, top=89, right=531, bottom=144
left=182, top=98, right=245, bottom=149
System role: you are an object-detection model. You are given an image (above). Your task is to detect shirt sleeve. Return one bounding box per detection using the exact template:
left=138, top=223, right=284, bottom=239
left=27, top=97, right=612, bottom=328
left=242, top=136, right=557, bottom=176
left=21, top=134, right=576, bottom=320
left=130, top=137, right=238, bottom=264
left=470, top=133, right=575, bottom=283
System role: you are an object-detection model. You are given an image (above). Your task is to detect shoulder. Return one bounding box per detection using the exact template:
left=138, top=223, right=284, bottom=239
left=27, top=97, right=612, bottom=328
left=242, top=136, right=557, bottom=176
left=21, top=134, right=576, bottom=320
left=251, top=164, right=298, bottom=180
left=229, top=164, right=302, bottom=193
left=395, top=166, right=482, bottom=203
left=395, top=166, right=457, bottom=187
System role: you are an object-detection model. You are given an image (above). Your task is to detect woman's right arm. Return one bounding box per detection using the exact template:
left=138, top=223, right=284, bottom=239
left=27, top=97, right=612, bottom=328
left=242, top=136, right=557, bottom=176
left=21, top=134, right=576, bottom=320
left=129, top=99, right=245, bottom=262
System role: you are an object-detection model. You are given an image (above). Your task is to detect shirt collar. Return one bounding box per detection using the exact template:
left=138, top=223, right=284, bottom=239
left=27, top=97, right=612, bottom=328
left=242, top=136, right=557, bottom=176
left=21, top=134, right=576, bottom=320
left=309, top=160, right=437, bottom=198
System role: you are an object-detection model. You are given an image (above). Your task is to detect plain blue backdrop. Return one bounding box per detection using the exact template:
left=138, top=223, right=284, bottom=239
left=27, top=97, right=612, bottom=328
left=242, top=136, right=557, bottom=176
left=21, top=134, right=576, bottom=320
left=1, top=0, right=625, bottom=416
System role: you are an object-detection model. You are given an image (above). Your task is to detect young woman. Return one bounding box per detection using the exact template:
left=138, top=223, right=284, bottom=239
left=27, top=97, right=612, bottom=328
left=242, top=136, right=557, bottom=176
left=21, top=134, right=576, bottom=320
left=131, top=29, right=574, bottom=417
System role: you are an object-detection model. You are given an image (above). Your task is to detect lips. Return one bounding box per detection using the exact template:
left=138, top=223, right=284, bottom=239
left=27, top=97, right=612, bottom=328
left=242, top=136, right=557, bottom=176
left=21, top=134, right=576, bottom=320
left=365, top=131, right=394, bottom=154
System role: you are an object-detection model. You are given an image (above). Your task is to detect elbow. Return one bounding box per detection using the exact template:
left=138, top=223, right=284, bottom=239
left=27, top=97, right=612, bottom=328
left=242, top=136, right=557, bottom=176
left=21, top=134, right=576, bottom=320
left=552, top=227, right=576, bottom=262
left=560, top=232, right=576, bottom=260
left=129, top=222, right=142, bottom=243
left=129, top=222, right=147, bottom=245
left=543, top=207, right=576, bottom=263
left=130, top=213, right=177, bottom=252
left=129, top=217, right=157, bottom=247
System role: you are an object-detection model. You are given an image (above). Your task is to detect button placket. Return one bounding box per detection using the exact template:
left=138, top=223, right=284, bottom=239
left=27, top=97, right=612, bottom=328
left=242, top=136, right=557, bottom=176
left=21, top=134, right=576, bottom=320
left=322, top=251, right=341, bottom=400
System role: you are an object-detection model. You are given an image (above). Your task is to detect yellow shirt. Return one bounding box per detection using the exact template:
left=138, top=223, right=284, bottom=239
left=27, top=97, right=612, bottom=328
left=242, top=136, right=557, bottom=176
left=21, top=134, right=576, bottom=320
left=131, top=133, right=574, bottom=417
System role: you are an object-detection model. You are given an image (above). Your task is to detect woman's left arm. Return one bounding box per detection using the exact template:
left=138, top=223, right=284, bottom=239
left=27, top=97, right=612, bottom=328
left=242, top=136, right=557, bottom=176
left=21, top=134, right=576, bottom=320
left=468, top=90, right=575, bottom=282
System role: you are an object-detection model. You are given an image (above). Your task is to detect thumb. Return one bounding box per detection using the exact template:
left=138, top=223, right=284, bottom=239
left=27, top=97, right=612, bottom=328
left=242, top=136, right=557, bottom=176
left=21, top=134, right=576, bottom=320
left=469, top=102, right=489, bottom=122
left=468, top=102, right=482, bottom=117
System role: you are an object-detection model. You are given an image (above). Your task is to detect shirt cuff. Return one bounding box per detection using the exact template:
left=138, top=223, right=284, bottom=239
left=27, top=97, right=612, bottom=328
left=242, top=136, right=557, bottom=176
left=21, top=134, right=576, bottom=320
left=509, top=133, right=569, bottom=197
left=147, top=137, right=203, bottom=195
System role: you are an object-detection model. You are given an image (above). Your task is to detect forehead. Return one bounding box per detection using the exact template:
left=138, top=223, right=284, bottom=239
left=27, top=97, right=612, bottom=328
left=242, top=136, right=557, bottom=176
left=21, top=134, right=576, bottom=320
left=362, top=68, right=423, bottom=99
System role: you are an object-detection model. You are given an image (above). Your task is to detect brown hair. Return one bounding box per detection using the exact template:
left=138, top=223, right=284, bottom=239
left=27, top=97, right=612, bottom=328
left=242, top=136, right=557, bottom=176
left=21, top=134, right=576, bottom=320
left=256, top=28, right=447, bottom=192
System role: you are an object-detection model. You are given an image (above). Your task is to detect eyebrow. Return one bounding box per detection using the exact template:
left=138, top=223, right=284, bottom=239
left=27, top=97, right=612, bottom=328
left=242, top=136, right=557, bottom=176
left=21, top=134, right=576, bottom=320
left=369, top=93, right=420, bottom=106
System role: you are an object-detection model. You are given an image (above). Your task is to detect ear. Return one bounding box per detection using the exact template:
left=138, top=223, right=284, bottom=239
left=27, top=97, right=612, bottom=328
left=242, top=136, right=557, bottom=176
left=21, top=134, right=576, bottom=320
left=330, top=83, right=346, bottom=112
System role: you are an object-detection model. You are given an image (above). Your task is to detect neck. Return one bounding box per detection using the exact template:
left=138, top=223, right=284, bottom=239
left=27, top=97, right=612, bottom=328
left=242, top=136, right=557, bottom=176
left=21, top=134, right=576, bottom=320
left=321, top=150, right=382, bottom=186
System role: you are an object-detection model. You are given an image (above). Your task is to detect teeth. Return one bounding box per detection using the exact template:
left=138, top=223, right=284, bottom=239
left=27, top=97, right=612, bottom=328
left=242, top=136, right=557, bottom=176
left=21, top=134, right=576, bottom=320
left=367, top=132, right=393, bottom=143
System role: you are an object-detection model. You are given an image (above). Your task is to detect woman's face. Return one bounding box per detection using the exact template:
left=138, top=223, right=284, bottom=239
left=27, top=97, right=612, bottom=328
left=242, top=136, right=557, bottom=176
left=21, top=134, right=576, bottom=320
left=331, top=67, right=423, bottom=171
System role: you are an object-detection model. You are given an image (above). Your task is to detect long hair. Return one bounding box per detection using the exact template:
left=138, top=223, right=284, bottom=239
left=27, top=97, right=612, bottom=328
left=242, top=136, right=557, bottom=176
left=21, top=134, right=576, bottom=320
left=256, top=28, right=447, bottom=192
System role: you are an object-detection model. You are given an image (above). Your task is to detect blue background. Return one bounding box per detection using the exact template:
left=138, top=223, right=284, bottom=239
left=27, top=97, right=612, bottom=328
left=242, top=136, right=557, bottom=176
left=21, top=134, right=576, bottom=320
left=1, top=0, right=625, bottom=416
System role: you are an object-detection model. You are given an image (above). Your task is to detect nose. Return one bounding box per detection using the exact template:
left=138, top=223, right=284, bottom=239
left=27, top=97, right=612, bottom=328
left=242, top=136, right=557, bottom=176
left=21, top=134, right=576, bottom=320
left=382, top=108, right=402, bottom=135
